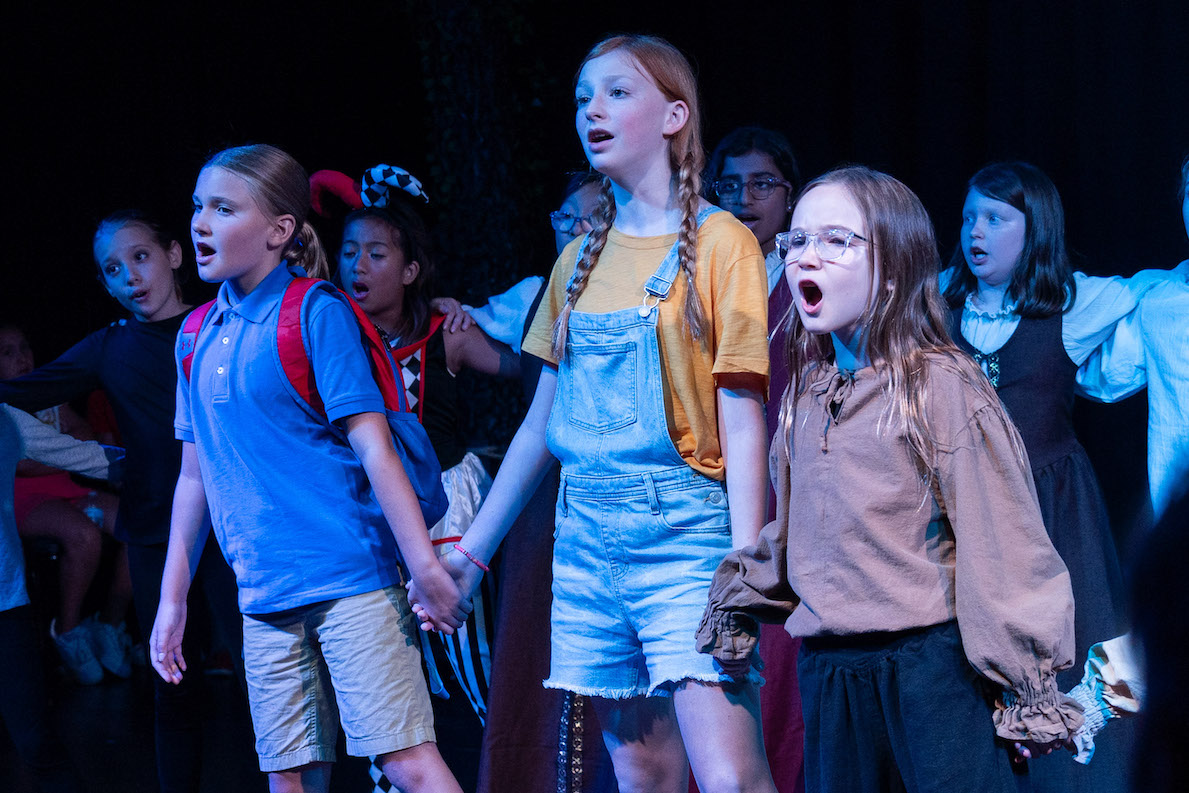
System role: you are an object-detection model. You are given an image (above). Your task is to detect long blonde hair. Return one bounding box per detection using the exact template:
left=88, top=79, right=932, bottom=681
left=203, top=144, right=329, bottom=280
left=779, top=166, right=1022, bottom=477
left=551, top=34, right=706, bottom=359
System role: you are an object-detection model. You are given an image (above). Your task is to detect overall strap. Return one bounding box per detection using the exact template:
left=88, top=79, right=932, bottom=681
left=275, top=277, right=412, bottom=419
left=179, top=300, right=218, bottom=383
left=641, top=206, right=722, bottom=303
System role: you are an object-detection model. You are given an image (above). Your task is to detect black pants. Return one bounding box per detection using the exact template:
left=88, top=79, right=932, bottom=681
left=798, top=621, right=1027, bottom=793
left=127, top=535, right=243, bottom=793
left=0, top=604, right=81, bottom=791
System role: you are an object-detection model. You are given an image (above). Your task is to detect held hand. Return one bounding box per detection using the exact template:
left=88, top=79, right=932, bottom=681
left=149, top=599, right=188, bottom=685
left=1011, top=736, right=1077, bottom=765
left=442, top=546, right=484, bottom=600
left=407, top=561, right=471, bottom=633
left=429, top=297, right=474, bottom=333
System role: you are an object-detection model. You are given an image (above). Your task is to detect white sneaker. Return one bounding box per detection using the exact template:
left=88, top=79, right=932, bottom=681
left=86, top=617, right=132, bottom=679
left=51, top=619, right=103, bottom=685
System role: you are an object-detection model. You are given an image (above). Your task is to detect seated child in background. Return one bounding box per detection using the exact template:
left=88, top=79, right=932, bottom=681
left=0, top=324, right=132, bottom=685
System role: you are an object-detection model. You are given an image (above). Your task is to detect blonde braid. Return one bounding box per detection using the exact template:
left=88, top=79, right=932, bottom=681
left=675, top=153, right=709, bottom=341
left=551, top=176, right=616, bottom=359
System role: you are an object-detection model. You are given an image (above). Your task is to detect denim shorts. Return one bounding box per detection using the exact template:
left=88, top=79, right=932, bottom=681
left=241, top=585, right=434, bottom=772
left=545, top=465, right=756, bottom=698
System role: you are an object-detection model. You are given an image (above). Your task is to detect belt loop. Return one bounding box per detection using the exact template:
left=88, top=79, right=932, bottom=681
left=559, top=476, right=569, bottom=518
left=642, top=473, right=660, bottom=515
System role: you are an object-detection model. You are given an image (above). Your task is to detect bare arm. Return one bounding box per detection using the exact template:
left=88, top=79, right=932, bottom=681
left=343, top=411, right=468, bottom=631
left=444, top=323, right=521, bottom=379
left=150, top=442, right=211, bottom=684
left=716, top=373, right=768, bottom=548
left=436, top=367, right=558, bottom=599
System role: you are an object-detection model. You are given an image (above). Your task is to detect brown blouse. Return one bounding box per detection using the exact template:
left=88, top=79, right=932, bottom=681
left=697, top=352, right=1084, bottom=741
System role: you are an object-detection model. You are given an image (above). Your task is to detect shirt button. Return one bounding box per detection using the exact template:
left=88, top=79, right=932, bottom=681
left=222, top=337, right=229, bottom=344
left=217, top=366, right=225, bottom=375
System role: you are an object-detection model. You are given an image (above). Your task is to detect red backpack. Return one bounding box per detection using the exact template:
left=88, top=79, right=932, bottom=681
left=178, top=276, right=449, bottom=528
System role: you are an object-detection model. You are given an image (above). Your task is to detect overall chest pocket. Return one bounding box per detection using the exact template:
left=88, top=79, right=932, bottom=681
left=565, top=341, right=638, bottom=433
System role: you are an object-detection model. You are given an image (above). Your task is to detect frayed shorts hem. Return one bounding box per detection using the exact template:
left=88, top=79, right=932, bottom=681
left=648, top=671, right=758, bottom=697
left=348, top=726, right=437, bottom=758
left=543, top=678, right=652, bottom=700
left=258, top=746, right=336, bottom=773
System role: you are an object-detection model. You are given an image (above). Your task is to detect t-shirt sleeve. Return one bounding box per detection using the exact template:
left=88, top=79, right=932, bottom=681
left=708, top=217, right=769, bottom=382
left=305, top=293, right=386, bottom=423
left=174, top=328, right=195, bottom=443
left=522, top=240, right=582, bottom=365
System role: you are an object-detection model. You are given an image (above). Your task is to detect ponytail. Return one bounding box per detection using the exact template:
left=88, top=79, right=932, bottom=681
left=551, top=176, right=615, bottom=359
left=286, top=220, right=329, bottom=281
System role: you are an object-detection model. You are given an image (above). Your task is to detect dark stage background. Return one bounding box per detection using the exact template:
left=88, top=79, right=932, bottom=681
left=3, top=0, right=1187, bottom=549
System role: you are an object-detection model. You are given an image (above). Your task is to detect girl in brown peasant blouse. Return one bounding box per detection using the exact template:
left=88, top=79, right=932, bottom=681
left=697, top=166, right=1083, bottom=792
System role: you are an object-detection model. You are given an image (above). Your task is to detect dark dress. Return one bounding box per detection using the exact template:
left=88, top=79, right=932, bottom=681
left=952, top=308, right=1133, bottom=793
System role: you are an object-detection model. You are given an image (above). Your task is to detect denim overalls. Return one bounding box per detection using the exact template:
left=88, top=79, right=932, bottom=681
left=544, top=208, right=739, bottom=698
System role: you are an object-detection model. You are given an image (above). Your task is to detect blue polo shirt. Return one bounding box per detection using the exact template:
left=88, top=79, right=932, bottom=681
left=176, top=264, right=402, bottom=614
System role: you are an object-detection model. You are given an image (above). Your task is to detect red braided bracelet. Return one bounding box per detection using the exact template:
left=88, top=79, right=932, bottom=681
left=454, top=544, right=490, bottom=572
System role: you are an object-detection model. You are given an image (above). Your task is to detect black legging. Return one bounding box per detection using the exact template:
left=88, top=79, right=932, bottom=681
left=127, top=534, right=243, bottom=793
left=0, top=604, right=81, bottom=791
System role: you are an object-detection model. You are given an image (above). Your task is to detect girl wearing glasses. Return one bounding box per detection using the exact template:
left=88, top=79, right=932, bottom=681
left=699, top=166, right=1082, bottom=791
left=417, top=34, right=776, bottom=792
left=943, top=162, right=1139, bottom=793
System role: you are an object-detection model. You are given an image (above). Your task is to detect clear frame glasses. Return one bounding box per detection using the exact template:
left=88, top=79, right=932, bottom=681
left=549, top=210, right=597, bottom=234
left=712, top=176, right=791, bottom=202
left=775, top=229, right=870, bottom=263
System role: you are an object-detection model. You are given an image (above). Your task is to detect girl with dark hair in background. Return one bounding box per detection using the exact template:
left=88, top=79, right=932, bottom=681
left=944, top=161, right=1142, bottom=792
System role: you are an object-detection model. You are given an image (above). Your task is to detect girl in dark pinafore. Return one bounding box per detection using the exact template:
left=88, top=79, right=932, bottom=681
left=943, top=161, right=1138, bottom=793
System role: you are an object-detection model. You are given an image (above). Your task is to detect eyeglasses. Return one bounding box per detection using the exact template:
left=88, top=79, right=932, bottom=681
left=712, top=176, right=790, bottom=202
left=550, top=211, right=597, bottom=234
left=775, top=229, right=870, bottom=263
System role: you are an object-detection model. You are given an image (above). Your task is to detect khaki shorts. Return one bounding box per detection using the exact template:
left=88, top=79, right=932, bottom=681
left=242, top=585, right=434, bottom=772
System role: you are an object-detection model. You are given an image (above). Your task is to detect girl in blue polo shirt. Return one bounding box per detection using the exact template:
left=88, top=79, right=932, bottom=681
left=149, top=144, right=466, bottom=793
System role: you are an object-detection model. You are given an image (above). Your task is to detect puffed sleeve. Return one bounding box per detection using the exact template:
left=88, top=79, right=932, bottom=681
left=1063, top=272, right=1138, bottom=366
left=696, top=430, right=800, bottom=661
left=934, top=377, right=1083, bottom=741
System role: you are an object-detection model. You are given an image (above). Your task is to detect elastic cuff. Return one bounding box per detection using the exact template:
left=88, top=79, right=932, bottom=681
left=993, top=677, right=1085, bottom=742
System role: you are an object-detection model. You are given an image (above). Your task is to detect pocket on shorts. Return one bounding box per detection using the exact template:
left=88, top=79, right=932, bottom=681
left=655, top=483, right=730, bottom=534
left=565, top=342, right=637, bottom=433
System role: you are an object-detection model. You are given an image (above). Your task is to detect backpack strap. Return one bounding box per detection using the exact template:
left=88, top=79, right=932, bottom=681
left=275, top=277, right=412, bottom=418
left=179, top=300, right=218, bottom=384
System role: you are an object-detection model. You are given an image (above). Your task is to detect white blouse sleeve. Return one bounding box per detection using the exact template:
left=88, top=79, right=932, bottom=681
left=463, top=275, right=546, bottom=353
left=1062, top=273, right=1138, bottom=366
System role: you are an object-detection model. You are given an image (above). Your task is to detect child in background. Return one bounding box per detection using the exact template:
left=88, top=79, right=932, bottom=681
left=337, top=164, right=519, bottom=790
left=943, top=161, right=1138, bottom=793
left=417, top=35, right=777, bottom=792
left=705, top=125, right=804, bottom=792
left=150, top=143, right=465, bottom=793
left=0, top=324, right=131, bottom=685
left=0, top=210, right=244, bottom=793
left=1, top=403, right=122, bottom=791
left=698, top=165, right=1082, bottom=791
